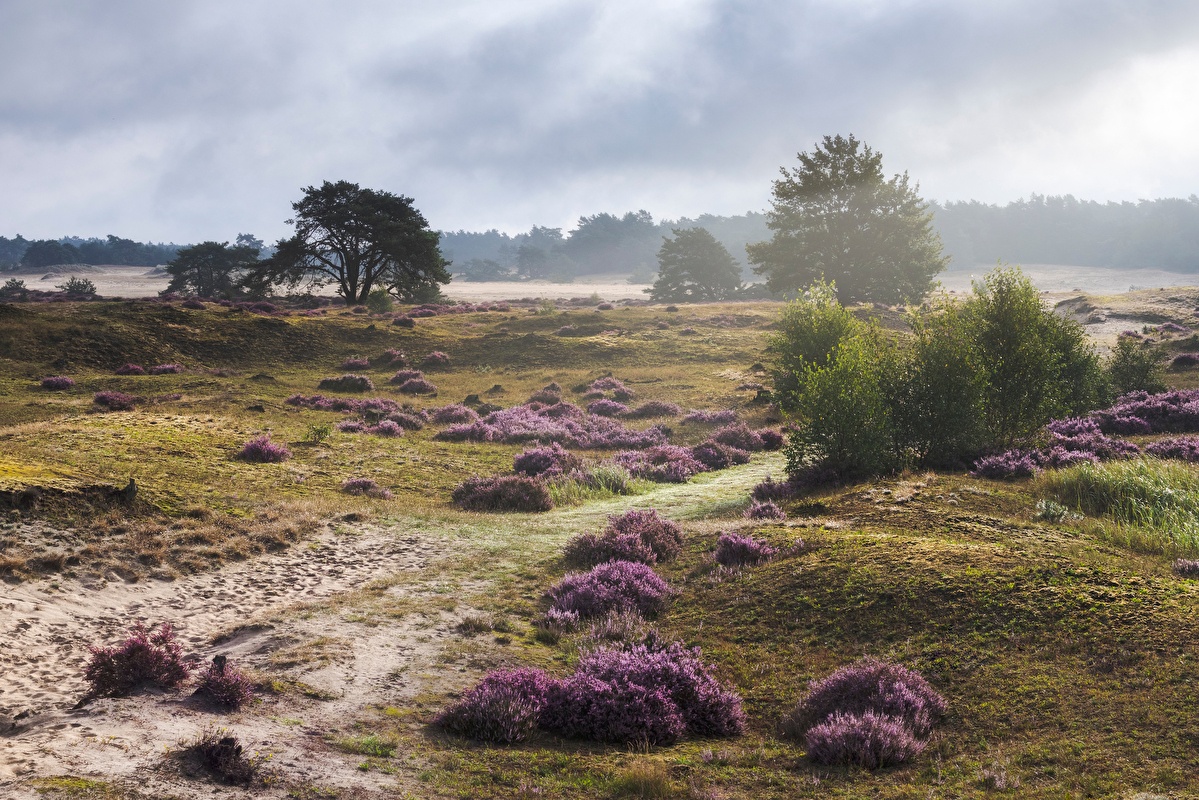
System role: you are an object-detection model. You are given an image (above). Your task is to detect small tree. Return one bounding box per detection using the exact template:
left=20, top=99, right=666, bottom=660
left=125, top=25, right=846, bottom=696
left=747, top=134, right=946, bottom=303
left=1107, top=335, right=1166, bottom=395
left=164, top=241, right=259, bottom=298
left=767, top=280, right=863, bottom=410
left=649, top=227, right=742, bottom=302
left=56, top=276, right=97, bottom=296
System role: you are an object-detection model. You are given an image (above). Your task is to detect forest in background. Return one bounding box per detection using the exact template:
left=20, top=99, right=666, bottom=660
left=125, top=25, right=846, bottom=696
left=3, top=194, right=1198, bottom=281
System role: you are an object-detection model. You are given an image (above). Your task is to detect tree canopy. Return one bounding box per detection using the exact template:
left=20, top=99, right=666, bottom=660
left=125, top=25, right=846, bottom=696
left=649, top=227, right=742, bottom=302
left=242, top=181, right=449, bottom=304
left=164, top=240, right=260, bottom=298
left=747, top=134, right=946, bottom=303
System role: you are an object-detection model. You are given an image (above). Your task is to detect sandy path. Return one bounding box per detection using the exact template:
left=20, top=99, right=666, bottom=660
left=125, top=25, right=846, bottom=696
left=0, top=519, right=451, bottom=797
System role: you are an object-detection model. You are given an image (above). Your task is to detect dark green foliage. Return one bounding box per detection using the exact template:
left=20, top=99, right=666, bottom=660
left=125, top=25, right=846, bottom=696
left=1107, top=335, right=1166, bottom=394
left=364, top=288, right=394, bottom=313
left=767, top=280, right=863, bottom=409
left=747, top=134, right=946, bottom=303
left=164, top=241, right=260, bottom=298
left=21, top=239, right=80, bottom=269
left=649, top=227, right=742, bottom=302
left=1, top=277, right=28, bottom=300
left=56, top=276, right=97, bottom=296
left=242, top=180, right=449, bottom=305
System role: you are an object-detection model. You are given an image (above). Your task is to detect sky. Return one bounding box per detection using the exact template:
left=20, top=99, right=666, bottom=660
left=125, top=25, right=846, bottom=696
left=2, top=0, right=1198, bottom=244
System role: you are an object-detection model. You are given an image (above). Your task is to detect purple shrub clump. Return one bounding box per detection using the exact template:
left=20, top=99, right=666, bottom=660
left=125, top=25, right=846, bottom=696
left=714, top=532, right=779, bottom=566
left=368, top=420, right=405, bottom=437
left=435, top=668, right=550, bottom=743
left=623, top=400, right=682, bottom=419
left=539, top=401, right=584, bottom=419
left=751, top=475, right=798, bottom=503
left=41, top=375, right=76, bottom=390
left=397, top=377, right=438, bottom=395
left=563, top=510, right=683, bottom=568
left=195, top=657, right=254, bottom=709
left=527, top=389, right=562, bottom=405
left=149, top=364, right=183, bottom=375
left=340, top=357, right=371, bottom=370
left=546, top=560, right=672, bottom=619
left=115, top=363, right=146, bottom=376
left=181, top=299, right=206, bottom=310
left=94, top=390, right=138, bottom=411
left=1091, top=389, right=1199, bottom=434
left=317, top=374, right=375, bottom=393
left=710, top=423, right=766, bottom=452
left=335, top=419, right=366, bottom=433
left=83, top=622, right=192, bottom=699
left=605, top=509, right=684, bottom=562
left=340, top=477, right=392, bottom=499
left=588, top=398, right=630, bottom=417
left=514, top=442, right=582, bottom=477
left=431, top=404, right=479, bottom=424
left=804, top=710, right=928, bottom=768
left=615, top=445, right=708, bottom=483
left=422, top=351, right=451, bottom=368
left=691, top=441, right=751, bottom=471
left=1038, top=446, right=1099, bottom=468
left=389, top=369, right=424, bottom=384
left=970, top=449, right=1040, bottom=479
left=393, top=315, right=415, bottom=328
left=452, top=474, right=554, bottom=513
left=745, top=500, right=786, bottom=521
left=543, top=673, right=684, bottom=746
left=434, top=405, right=668, bottom=450
left=1173, top=558, right=1199, bottom=577
left=757, top=429, right=786, bottom=451
left=383, top=411, right=426, bottom=430
left=786, top=658, right=947, bottom=740
left=237, top=435, right=291, bottom=463
left=1160, top=322, right=1189, bottom=333
left=588, top=376, right=630, bottom=393
left=1146, top=436, right=1199, bottom=462
left=682, top=408, right=738, bottom=425
left=371, top=348, right=407, bottom=368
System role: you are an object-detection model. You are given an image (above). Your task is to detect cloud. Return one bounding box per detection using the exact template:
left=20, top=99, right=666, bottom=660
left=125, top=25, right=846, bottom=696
left=0, top=0, right=1197, bottom=241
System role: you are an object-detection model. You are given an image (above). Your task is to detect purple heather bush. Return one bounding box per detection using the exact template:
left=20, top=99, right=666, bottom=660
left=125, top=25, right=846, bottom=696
left=41, top=375, right=76, bottom=390
left=340, top=357, right=371, bottom=370
left=181, top=299, right=206, bottom=310
left=682, top=408, right=738, bottom=425
left=452, top=474, right=554, bottom=513
left=431, top=404, right=480, bottom=424
left=1091, top=389, right=1199, bottom=433
left=612, top=388, right=636, bottom=403
left=335, top=419, right=366, bottom=433
left=623, top=400, right=682, bottom=419
left=563, top=508, right=684, bottom=568
left=1160, top=322, right=1189, bottom=333
left=691, top=441, right=751, bottom=471
left=1038, top=446, right=1099, bottom=468
left=94, top=390, right=138, bottom=411
left=588, top=376, right=629, bottom=393
left=710, top=423, right=766, bottom=452
left=514, top=442, right=582, bottom=478
left=757, top=429, right=786, bottom=451
left=804, top=710, right=928, bottom=768
left=714, top=532, right=779, bottom=567
left=606, top=509, right=684, bottom=561
left=195, top=657, right=254, bottom=710
left=368, top=420, right=405, bottom=437
left=371, top=348, right=407, bottom=368
left=383, top=410, right=426, bottom=430
left=786, top=658, right=947, bottom=740
left=543, top=672, right=684, bottom=745
left=745, top=500, right=786, bottom=521
left=149, top=363, right=183, bottom=375
left=237, top=435, right=291, bottom=463
left=588, top=398, right=629, bottom=417
left=286, top=394, right=402, bottom=415
left=435, top=668, right=550, bottom=743
left=340, top=477, right=392, bottom=499
left=1146, top=436, right=1199, bottom=462
left=546, top=560, right=673, bottom=619
left=389, top=369, right=424, bottom=384
left=615, top=446, right=708, bottom=483
left=397, top=377, right=438, bottom=395
left=539, top=401, right=584, bottom=419
left=83, top=622, right=192, bottom=699
left=393, top=315, right=415, bottom=328
left=422, top=351, right=451, bottom=368
left=970, top=450, right=1040, bottom=479
left=115, top=363, right=146, bottom=376
left=1173, top=559, right=1199, bottom=577
left=597, top=303, right=614, bottom=310
left=434, top=406, right=668, bottom=450
left=317, top=374, right=374, bottom=393
left=528, top=388, right=563, bottom=405
left=751, top=475, right=798, bottom=503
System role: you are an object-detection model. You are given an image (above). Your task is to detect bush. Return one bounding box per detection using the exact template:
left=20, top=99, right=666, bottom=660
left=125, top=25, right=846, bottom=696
left=588, top=398, right=629, bottom=417
left=714, top=532, right=778, bottom=566
left=389, top=369, right=424, bottom=384
left=804, top=710, right=928, bottom=768
left=181, top=299, right=206, bottom=309
left=435, top=405, right=669, bottom=450
left=115, top=363, right=146, bottom=375
left=83, top=622, right=191, bottom=699
left=452, top=474, right=554, bottom=512
left=751, top=475, right=798, bottom=503
left=624, top=401, right=682, bottom=419
left=970, top=449, right=1040, bottom=479
left=710, top=423, right=766, bottom=452
left=195, top=656, right=254, bottom=709
left=180, top=728, right=260, bottom=785
left=745, top=500, right=785, bottom=520
left=546, top=560, right=673, bottom=619
left=1108, top=335, right=1166, bottom=394
left=57, top=275, right=97, bottom=296
left=564, top=507, right=684, bottom=567
left=681, top=408, right=738, bottom=425
left=237, top=435, right=291, bottom=463
left=690, top=441, right=751, bottom=471
left=606, top=509, right=684, bottom=562
left=149, top=363, right=183, bottom=375
left=1172, top=353, right=1199, bottom=369
left=543, top=672, right=684, bottom=746
left=340, top=477, right=392, bottom=498
left=94, top=390, right=138, bottom=411
left=422, top=351, right=451, bottom=368
left=393, top=314, right=415, bottom=328
left=1173, top=559, right=1199, bottom=577
left=368, top=420, right=405, bottom=437
left=435, top=668, right=549, bottom=743
left=340, top=357, right=371, bottom=370
left=758, top=429, right=785, bottom=450
left=304, top=422, right=333, bottom=444
left=1146, top=436, right=1199, bottom=462
left=41, top=375, right=75, bottom=390
left=615, top=446, right=708, bottom=483
left=768, top=279, right=864, bottom=408
left=431, top=404, right=479, bottom=424
left=514, top=443, right=582, bottom=477
left=397, top=378, right=437, bottom=394
left=336, top=419, right=366, bottom=433
left=372, top=348, right=407, bottom=368
left=317, top=374, right=374, bottom=393
left=365, top=288, right=394, bottom=314
left=589, top=376, right=630, bottom=393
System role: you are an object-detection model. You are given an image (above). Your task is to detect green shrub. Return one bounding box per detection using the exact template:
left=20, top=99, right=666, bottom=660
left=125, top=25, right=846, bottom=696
left=768, top=280, right=864, bottom=410
left=1107, top=335, right=1166, bottom=395
left=304, top=423, right=333, bottom=444
left=56, top=275, right=97, bottom=296
left=364, top=288, right=394, bottom=314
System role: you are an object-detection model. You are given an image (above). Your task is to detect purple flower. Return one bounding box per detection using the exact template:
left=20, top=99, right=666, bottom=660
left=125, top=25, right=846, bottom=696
left=546, top=560, right=673, bottom=619
left=588, top=398, right=630, bottom=417
left=714, top=532, right=778, bottom=566
left=615, top=446, right=708, bottom=483
left=41, top=376, right=76, bottom=390
left=94, top=390, right=138, bottom=411
left=514, top=443, right=581, bottom=477
left=805, top=710, right=927, bottom=768
left=237, top=435, right=291, bottom=463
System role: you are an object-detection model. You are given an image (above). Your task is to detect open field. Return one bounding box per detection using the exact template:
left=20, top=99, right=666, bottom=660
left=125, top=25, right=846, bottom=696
left=3, top=292, right=1199, bottom=798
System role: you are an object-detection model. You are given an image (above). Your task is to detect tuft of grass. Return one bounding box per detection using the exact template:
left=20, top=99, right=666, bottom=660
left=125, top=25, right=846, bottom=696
left=333, top=733, right=398, bottom=758
left=610, top=760, right=675, bottom=799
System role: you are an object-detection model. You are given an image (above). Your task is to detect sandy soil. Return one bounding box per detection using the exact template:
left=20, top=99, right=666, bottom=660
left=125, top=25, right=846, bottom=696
left=0, top=517, right=469, bottom=798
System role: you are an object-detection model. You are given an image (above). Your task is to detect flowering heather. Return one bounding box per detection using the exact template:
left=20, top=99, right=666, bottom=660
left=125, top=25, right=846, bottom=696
left=513, top=442, right=582, bottom=477
left=596, top=302, right=614, bottom=310
left=564, top=531, right=656, bottom=567
left=1119, top=329, right=1143, bottom=339
left=94, top=390, right=138, bottom=411
left=588, top=398, right=630, bottom=417
left=786, top=658, right=947, bottom=739
left=745, top=500, right=786, bottom=521
left=691, top=441, right=751, bottom=471
left=408, top=308, right=437, bottom=318
left=115, top=363, right=146, bottom=376
left=422, top=350, right=451, bottom=368
left=624, top=400, right=682, bottom=419
left=970, top=450, right=1040, bottom=479
left=1159, top=322, right=1189, bottom=333
left=757, top=429, right=786, bottom=451
left=435, top=668, right=550, bottom=743
left=588, top=376, right=629, bottom=393
left=83, top=622, right=191, bottom=699
left=149, top=363, right=183, bottom=375
left=714, top=532, right=779, bottom=566
left=181, top=299, right=206, bottom=309
left=605, top=509, right=684, bottom=562
left=681, top=408, right=738, bottom=425
left=710, top=423, right=765, bottom=452
left=368, top=420, right=405, bottom=437
left=335, top=419, right=366, bottom=433
left=1146, top=436, right=1199, bottom=462
left=247, top=301, right=277, bottom=313
left=431, top=404, right=480, bottom=424
left=389, top=369, right=424, bottom=384
left=393, top=315, right=415, bottom=327
left=1091, top=389, right=1199, bottom=434
left=752, top=475, right=798, bottom=503
left=371, top=348, right=407, bottom=368
left=1173, top=558, right=1199, bottom=577
left=452, top=474, right=554, bottom=512
left=41, top=375, right=75, bottom=390
left=341, top=477, right=393, bottom=498
left=539, top=401, right=584, bottom=419
left=805, top=710, right=927, bottom=768
left=546, top=560, right=673, bottom=619
left=434, top=406, right=668, bottom=450
left=340, top=356, right=371, bottom=370
left=397, top=377, right=438, bottom=395
left=237, top=435, right=291, bottom=463
left=615, top=446, right=708, bottom=483
left=1037, top=446, right=1099, bottom=468
left=543, top=673, right=684, bottom=745
left=317, top=374, right=374, bottom=393
left=195, top=657, right=254, bottom=709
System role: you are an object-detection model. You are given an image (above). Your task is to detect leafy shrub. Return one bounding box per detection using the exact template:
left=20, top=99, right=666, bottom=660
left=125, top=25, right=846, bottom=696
left=340, top=357, right=371, bottom=370
left=317, top=374, right=375, bottom=393
left=714, top=532, right=778, bottom=566
left=804, top=710, right=927, bottom=768
left=452, top=474, right=554, bottom=512
left=303, top=422, right=333, bottom=443
left=970, top=450, right=1040, bottom=479
left=149, top=363, right=183, bottom=375
left=94, top=390, right=138, bottom=411
left=435, top=668, right=550, bottom=743
left=690, top=441, right=751, bottom=470
left=745, top=500, right=785, bottom=521
left=572, top=463, right=635, bottom=495
left=237, top=435, right=291, bottom=463
left=514, top=442, right=582, bottom=477
left=431, top=404, right=479, bottom=424
left=681, top=408, right=738, bottom=425
left=340, top=477, right=392, bottom=498
left=41, top=375, right=75, bottom=390
left=83, top=622, right=191, bottom=699
left=195, top=656, right=254, bottom=709
left=115, top=363, right=146, bottom=375
left=1108, top=335, right=1166, bottom=394
left=57, top=275, right=97, bottom=296
left=588, top=398, right=630, bottom=417
left=1173, top=559, right=1199, bottom=577
left=422, top=351, right=451, bottom=368
left=615, top=446, right=708, bottom=483
left=397, top=378, right=438, bottom=395
left=624, top=401, right=682, bottom=419
left=365, top=288, right=394, bottom=313
left=546, top=560, right=673, bottom=619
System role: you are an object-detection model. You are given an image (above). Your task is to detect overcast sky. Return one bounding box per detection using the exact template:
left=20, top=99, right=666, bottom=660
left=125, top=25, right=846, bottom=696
left=2, top=0, right=1198, bottom=243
